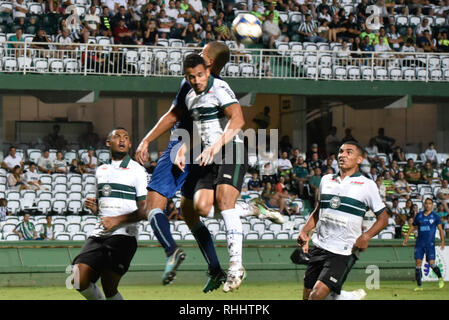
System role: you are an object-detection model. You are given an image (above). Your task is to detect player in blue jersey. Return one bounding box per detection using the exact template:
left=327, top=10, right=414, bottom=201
left=403, top=197, right=445, bottom=291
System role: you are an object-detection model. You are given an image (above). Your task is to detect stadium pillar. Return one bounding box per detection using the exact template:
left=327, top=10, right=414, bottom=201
left=436, top=103, right=449, bottom=153
left=0, top=97, right=3, bottom=150
left=285, top=95, right=307, bottom=151
left=143, top=97, right=158, bottom=153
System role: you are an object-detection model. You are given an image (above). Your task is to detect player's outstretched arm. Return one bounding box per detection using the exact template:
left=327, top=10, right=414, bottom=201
left=402, top=223, right=415, bottom=246
left=101, top=199, right=147, bottom=232
left=135, top=105, right=183, bottom=164
left=174, top=142, right=187, bottom=172
left=355, top=210, right=389, bottom=251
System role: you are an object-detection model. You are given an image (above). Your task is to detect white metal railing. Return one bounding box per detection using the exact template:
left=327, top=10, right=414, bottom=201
left=0, top=41, right=448, bottom=81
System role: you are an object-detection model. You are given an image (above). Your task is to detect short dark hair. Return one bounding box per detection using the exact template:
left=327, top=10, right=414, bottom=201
left=183, top=53, right=206, bottom=74
left=340, top=140, right=366, bottom=155
left=107, top=127, right=128, bottom=141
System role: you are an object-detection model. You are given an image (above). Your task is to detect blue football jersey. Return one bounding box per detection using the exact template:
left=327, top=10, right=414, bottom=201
left=413, top=211, right=441, bottom=245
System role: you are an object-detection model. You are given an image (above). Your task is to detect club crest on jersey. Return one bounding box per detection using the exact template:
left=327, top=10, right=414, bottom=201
left=430, top=219, right=434, bottom=224
left=191, top=108, right=200, bottom=121
left=330, top=196, right=341, bottom=209
left=102, top=184, right=112, bottom=196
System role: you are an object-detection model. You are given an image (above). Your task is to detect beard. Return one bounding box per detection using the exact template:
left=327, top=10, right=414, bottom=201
left=111, top=150, right=128, bottom=160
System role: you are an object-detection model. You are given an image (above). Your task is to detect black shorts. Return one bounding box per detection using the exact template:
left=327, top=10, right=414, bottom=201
left=182, top=142, right=248, bottom=200
left=72, top=235, right=137, bottom=277
left=303, top=246, right=358, bottom=295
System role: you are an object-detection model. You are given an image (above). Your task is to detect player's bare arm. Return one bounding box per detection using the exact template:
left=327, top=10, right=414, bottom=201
left=135, top=105, right=183, bottom=164
left=101, top=199, right=147, bottom=232
left=297, top=203, right=320, bottom=253
left=174, top=142, right=188, bottom=172
left=85, top=197, right=98, bottom=215
left=196, top=103, right=245, bottom=166
left=354, top=210, right=389, bottom=251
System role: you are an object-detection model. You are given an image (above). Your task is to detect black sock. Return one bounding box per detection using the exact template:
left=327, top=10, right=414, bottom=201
left=430, top=264, right=443, bottom=278
left=191, top=222, right=221, bottom=274
left=415, top=267, right=422, bottom=286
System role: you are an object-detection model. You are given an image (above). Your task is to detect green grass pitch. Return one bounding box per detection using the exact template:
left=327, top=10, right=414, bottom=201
left=0, top=281, right=446, bottom=300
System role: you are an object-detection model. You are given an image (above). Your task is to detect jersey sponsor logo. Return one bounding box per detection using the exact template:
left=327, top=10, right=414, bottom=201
left=329, top=276, right=338, bottom=283
left=102, top=184, right=112, bottom=197
left=223, top=174, right=232, bottom=179
left=351, top=181, right=364, bottom=185
left=330, top=196, right=341, bottom=209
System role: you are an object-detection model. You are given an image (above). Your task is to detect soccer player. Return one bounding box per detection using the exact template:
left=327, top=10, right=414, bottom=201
left=403, top=197, right=445, bottom=291
left=175, top=53, right=248, bottom=293
left=102, top=42, right=282, bottom=290
left=297, top=141, right=389, bottom=300
left=71, top=127, right=147, bottom=300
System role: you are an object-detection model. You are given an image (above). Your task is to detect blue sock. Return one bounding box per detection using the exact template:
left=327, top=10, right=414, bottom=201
left=415, top=267, right=422, bottom=286
left=149, top=208, right=177, bottom=257
left=191, top=222, right=221, bottom=274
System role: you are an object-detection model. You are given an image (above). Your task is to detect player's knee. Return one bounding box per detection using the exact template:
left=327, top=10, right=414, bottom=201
left=194, top=201, right=213, bottom=217
left=215, top=196, right=234, bottom=211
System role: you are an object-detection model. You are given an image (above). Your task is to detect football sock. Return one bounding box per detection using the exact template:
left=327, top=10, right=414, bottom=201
left=221, top=208, right=243, bottom=265
left=79, top=282, right=105, bottom=300
left=430, top=264, right=443, bottom=278
left=106, top=291, right=123, bottom=300
left=191, top=222, right=222, bottom=274
left=149, top=208, right=177, bottom=257
left=415, top=267, right=423, bottom=286
left=235, top=201, right=255, bottom=217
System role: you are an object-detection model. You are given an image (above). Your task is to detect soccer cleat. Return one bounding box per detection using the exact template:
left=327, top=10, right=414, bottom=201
left=203, top=269, right=227, bottom=293
left=222, top=263, right=246, bottom=293
left=162, top=248, right=186, bottom=286
left=438, top=278, right=445, bottom=289
left=351, top=289, right=367, bottom=300
left=250, top=198, right=285, bottom=224
left=414, top=286, right=423, bottom=292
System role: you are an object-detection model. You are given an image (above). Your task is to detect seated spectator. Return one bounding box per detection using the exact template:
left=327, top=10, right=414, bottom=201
left=274, top=176, right=286, bottom=193
left=39, top=215, right=55, bottom=240
left=367, top=166, right=378, bottom=181
left=142, top=20, right=159, bottom=46
left=44, top=124, right=67, bottom=151
left=297, top=14, right=326, bottom=43
left=392, top=146, right=406, bottom=162
left=417, top=30, right=436, bottom=52
left=30, top=29, right=52, bottom=58
left=24, top=162, right=43, bottom=191
left=443, top=158, right=449, bottom=182
left=165, top=200, right=182, bottom=221
left=421, top=160, right=439, bottom=184
left=261, top=182, right=291, bottom=216
left=13, top=212, right=37, bottom=240
left=250, top=3, right=265, bottom=22
left=415, top=18, right=432, bottom=38
left=84, top=5, right=101, bottom=37
left=308, top=167, right=322, bottom=201
left=365, top=138, right=379, bottom=163
left=113, top=19, right=137, bottom=45
left=321, top=158, right=336, bottom=175
left=57, top=28, right=76, bottom=57
left=100, top=6, right=113, bottom=37
left=13, top=0, right=28, bottom=23
left=401, top=199, right=414, bottom=220
left=437, top=180, right=449, bottom=213
left=290, top=148, right=303, bottom=165
left=361, top=35, right=375, bottom=55
left=376, top=157, right=389, bottom=174
left=327, top=12, right=345, bottom=42
left=157, top=9, right=175, bottom=37
left=70, top=159, right=85, bottom=175
left=387, top=198, right=407, bottom=238
left=1, top=146, right=24, bottom=172
left=404, top=158, right=422, bottom=184
left=8, top=28, right=25, bottom=57
left=360, top=23, right=376, bottom=45
left=390, top=159, right=400, bottom=177
left=182, top=22, right=200, bottom=45
left=382, top=171, right=396, bottom=200
left=214, top=17, right=231, bottom=41
left=38, top=150, right=54, bottom=174
left=278, top=151, right=293, bottom=175
left=437, top=31, right=449, bottom=52
left=394, top=171, right=411, bottom=199
left=360, top=152, right=371, bottom=175
left=82, top=45, right=106, bottom=72
left=0, top=199, right=10, bottom=221
left=307, top=152, right=322, bottom=172
left=374, top=35, right=393, bottom=60
left=261, top=162, right=277, bottom=185
left=401, top=27, right=416, bottom=45
left=7, top=165, right=30, bottom=191
left=54, top=151, right=68, bottom=174
left=372, top=127, right=395, bottom=154
left=291, top=156, right=309, bottom=197
left=318, top=6, right=331, bottom=22
left=306, top=143, right=320, bottom=162
left=424, top=142, right=438, bottom=166
left=112, top=5, right=135, bottom=30
left=387, top=25, right=403, bottom=52
left=248, top=172, right=262, bottom=192
left=340, top=13, right=360, bottom=41
left=351, top=35, right=364, bottom=60
left=401, top=217, right=416, bottom=239
left=82, top=147, right=98, bottom=174
left=376, top=175, right=386, bottom=201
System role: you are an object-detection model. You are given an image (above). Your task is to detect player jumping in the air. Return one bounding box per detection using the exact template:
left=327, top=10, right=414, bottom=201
left=297, top=141, right=388, bottom=300
left=403, top=197, right=445, bottom=291
left=72, top=127, right=147, bottom=300
left=101, top=42, right=283, bottom=290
